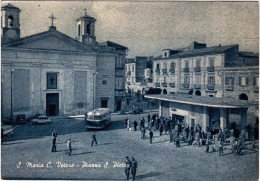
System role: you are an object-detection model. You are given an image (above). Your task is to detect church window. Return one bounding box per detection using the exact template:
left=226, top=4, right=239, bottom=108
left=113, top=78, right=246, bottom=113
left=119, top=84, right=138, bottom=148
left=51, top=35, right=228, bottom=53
left=87, top=24, right=91, bottom=34
left=78, top=24, right=81, bottom=36
left=8, top=15, right=14, bottom=28
left=47, top=73, right=57, bottom=89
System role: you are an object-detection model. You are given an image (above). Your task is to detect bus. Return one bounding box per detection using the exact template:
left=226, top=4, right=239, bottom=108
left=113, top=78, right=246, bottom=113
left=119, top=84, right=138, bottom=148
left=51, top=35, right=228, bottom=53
left=85, top=108, right=112, bottom=129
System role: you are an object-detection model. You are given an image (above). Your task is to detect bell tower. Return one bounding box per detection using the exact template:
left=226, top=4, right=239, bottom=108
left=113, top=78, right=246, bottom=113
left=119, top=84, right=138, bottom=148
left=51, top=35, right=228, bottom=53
left=76, top=8, right=96, bottom=46
left=1, top=3, right=21, bottom=43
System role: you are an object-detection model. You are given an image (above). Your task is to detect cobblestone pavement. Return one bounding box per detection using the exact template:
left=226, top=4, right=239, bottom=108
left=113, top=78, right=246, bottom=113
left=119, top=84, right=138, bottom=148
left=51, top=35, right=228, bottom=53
left=1, top=113, right=259, bottom=181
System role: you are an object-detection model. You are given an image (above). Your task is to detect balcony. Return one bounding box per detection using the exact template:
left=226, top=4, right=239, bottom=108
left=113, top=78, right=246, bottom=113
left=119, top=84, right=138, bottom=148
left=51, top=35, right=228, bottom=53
left=194, top=84, right=201, bottom=89
left=155, top=82, right=160, bottom=87
left=207, top=84, right=215, bottom=90
left=162, top=69, right=167, bottom=75
left=155, top=69, right=160, bottom=74
left=194, top=67, right=201, bottom=72
left=169, top=68, right=175, bottom=74
left=182, top=83, right=189, bottom=88
left=169, top=83, right=175, bottom=88
left=207, top=67, right=214, bottom=72
left=183, top=68, right=189, bottom=73
left=225, top=85, right=234, bottom=91
left=161, top=82, right=167, bottom=87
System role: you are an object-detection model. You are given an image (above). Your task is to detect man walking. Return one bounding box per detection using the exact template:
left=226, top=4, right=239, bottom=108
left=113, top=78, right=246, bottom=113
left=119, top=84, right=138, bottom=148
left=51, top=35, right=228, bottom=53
left=67, top=139, right=72, bottom=156
left=134, top=120, right=138, bottom=131
left=131, top=157, right=138, bottom=180
left=149, top=130, right=153, bottom=144
left=91, top=132, right=98, bottom=146
left=125, top=156, right=131, bottom=180
left=51, top=129, right=57, bottom=152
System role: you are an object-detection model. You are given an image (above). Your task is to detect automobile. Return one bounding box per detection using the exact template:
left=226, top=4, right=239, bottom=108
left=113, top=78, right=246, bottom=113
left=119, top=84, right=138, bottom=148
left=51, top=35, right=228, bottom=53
left=32, top=116, right=51, bottom=125
left=27, top=112, right=41, bottom=122
left=130, top=106, right=143, bottom=114
left=16, top=114, right=26, bottom=124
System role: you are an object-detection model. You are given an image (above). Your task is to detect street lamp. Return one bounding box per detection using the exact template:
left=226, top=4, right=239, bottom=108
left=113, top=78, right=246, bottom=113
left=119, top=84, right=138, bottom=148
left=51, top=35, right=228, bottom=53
left=10, top=69, right=14, bottom=122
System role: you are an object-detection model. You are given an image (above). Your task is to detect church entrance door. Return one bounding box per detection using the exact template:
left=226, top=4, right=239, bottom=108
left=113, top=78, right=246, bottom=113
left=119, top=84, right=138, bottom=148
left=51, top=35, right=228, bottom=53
left=46, top=93, right=59, bottom=116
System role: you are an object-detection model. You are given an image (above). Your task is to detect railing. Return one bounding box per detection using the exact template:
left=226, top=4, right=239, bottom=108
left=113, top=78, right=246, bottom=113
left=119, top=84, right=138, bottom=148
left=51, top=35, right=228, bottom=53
left=162, top=69, right=167, bottom=75
left=155, top=69, right=160, bottom=74
left=194, top=84, right=201, bottom=89
left=194, top=67, right=201, bottom=72
left=182, top=83, right=189, bottom=88
left=207, top=67, right=214, bottom=72
left=169, top=68, right=175, bottom=74
left=183, top=68, right=189, bottom=73
left=169, top=83, right=175, bottom=88
left=225, top=85, right=234, bottom=91
left=161, top=82, right=167, bottom=87
left=207, top=84, right=215, bottom=90
left=155, top=82, right=160, bottom=87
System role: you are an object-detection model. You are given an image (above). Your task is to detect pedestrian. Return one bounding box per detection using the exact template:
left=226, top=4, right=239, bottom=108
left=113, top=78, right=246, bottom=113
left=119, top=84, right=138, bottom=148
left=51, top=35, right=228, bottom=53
left=51, top=129, right=57, bottom=152
left=141, top=127, right=146, bottom=140
left=159, top=124, right=163, bottom=136
left=125, top=118, right=128, bottom=128
left=67, top=139, right=72, bottom=156
left=131, top=157, right=138, bottom=180
left=212, top=133, right=219, bottom=152
left=187, top=133, right=193, bottom=145
left=127, top=119, right=130, bottom=129
left=149, top=130, right=153, bottom=144
left=218, top=140, right=224, bottom=156
left=205, top=137, right=210, bottom=153
left=169, top=129, right=174, bottom=143
left=134, top=120, right=138, bottom=131
left=175, top=134, right=180, bottom=147
left=229, top=132, right=235, bottom=153
left=125, top=156, right=131, bottom=180
left=91, top=132, right=98, bottom=146
left=147, top=113, right=151, bottom=124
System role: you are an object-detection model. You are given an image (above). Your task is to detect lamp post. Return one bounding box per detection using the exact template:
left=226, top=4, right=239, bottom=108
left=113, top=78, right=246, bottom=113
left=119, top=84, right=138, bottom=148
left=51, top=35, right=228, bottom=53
left=10, top=69, right=14, bottom=122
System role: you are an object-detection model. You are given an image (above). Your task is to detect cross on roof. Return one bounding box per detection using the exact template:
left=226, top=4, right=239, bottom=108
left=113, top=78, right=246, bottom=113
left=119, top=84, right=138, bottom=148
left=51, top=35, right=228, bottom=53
left=84, top=8, right=87, bottom=15
left=48, top=14, right=56, bottom=27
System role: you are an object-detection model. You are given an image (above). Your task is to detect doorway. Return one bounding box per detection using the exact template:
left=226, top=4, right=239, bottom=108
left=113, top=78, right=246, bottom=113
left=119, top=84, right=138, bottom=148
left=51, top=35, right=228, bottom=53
left=46, top=93, right=59, bottom=116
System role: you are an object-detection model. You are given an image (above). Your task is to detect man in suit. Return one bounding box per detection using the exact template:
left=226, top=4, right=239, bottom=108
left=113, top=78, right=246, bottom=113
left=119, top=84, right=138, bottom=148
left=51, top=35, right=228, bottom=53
left=91, top=132, right=98, bottom=146
left=51, top=129, right=57, bottom=152
left=149, top=130, right=153, bottom=144
left=125, top=157, right=131, bottom=180
left=131, top=157, right=138, bottom=180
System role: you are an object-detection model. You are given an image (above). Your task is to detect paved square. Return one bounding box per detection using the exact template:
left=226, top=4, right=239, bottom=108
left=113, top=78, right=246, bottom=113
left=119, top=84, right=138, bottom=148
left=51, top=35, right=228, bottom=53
left=1, top=114, right=259, bottom=180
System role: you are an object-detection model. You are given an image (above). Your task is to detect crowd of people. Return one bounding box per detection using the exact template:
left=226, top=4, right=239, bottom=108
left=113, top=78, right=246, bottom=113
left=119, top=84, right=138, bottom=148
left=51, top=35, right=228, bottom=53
left=124, top=113, right=259, bottom=156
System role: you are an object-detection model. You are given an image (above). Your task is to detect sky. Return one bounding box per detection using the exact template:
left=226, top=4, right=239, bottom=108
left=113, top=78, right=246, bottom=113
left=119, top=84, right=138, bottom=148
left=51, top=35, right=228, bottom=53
left=2, top=1, right=259, bottom=58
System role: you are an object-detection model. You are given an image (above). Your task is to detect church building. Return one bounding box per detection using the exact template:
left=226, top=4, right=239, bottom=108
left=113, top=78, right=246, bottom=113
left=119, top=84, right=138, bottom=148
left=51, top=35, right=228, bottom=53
left=1, top=4, right=127, bottom=121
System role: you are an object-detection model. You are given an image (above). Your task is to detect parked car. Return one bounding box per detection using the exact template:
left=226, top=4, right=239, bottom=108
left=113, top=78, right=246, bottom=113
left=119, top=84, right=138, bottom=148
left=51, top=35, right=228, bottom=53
left=16, top=114, right=26, bottom=124
left=27, top=112, right=41, bottom=122
left=130, top=107, right=143, bottom=114
left=32, top=116, right=51, bottom=125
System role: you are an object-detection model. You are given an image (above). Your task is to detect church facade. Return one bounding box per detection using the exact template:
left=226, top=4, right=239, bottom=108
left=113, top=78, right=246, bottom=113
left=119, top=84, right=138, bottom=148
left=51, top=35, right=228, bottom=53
left=1, top=4, right=127, bottom=121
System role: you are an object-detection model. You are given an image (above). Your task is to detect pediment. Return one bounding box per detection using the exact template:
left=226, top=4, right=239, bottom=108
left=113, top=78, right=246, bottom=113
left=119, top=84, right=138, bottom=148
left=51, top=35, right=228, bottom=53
left=5, top=30, right=95, bottom=53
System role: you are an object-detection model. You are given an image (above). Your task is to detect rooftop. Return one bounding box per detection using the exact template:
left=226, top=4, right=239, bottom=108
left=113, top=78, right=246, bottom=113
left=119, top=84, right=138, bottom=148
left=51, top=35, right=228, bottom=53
left=144, top=94, right=250, bottom=108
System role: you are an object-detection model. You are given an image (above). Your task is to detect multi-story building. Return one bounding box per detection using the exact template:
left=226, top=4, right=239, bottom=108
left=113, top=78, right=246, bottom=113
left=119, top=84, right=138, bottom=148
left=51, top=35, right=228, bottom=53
left=146, top=41, right=258, bottom=130
left=1, top=4, right=127, bottom=121
left=125, top=56, right=150, bottom=94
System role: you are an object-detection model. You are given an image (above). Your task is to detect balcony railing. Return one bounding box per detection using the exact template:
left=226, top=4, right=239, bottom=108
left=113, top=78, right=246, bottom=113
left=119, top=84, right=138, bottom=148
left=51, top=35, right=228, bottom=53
left=207, top=67, right=214, bottom=72
left=194, top=84, right=201, bottom=89
left=182, top=83, right=189, bottom=88
left=183, top=68, right=189, bottom=73
left=194, top=67, right=201, bottom=72
left=169, top=83, right=175, bottom=88
left=161, top=82, right=167, bottom=87
left=169, top=68, right=175, bottom=74
left=207, top=84, right=215, bottom=90
left=162, top=69, right=167, bottom=75
left=155, top=69, right=160, bottom=74
left=225, top=85, right=234, bottom=91
left=155, top=82, right=160, bottom=87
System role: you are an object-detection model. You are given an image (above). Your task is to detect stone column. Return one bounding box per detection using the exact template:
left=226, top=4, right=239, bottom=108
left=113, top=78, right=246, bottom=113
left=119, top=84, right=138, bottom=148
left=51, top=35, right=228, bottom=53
left=220, top=108, right=228, bottom=130
left=240, top=108, right=248, bottom=130
left=159, top=100, right=162, bottom=117
left=202, top=107, right=209, bottom=130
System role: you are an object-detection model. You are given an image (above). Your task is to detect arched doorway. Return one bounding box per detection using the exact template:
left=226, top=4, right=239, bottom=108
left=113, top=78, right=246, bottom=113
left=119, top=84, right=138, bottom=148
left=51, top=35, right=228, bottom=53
left=239, top=93, right=248, bottom=100
left=195, top=90, right=201, bottom=96
left=163, top=89, right=167, bottom=94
